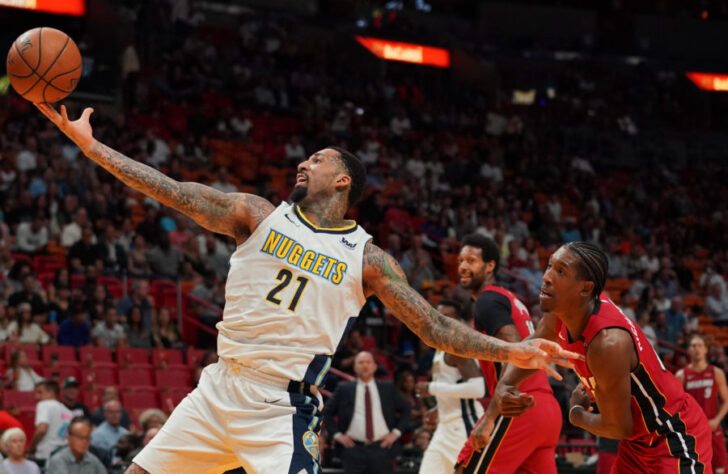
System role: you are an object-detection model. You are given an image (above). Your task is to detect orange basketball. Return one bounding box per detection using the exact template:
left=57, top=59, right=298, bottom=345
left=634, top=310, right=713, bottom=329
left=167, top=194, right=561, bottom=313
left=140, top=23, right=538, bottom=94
left=6, top=27, right=82, bottom=103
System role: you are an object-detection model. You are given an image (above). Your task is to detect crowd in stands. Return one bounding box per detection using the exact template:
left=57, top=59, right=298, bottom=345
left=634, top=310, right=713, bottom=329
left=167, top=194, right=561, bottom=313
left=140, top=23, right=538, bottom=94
left=0, top=1, right=727, bottom=471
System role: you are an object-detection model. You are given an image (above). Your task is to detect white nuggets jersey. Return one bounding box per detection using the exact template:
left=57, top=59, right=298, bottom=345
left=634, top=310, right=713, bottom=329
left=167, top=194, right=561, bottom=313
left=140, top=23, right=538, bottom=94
left=216, top=201, right=372, bottom=386
left=431, top=350, right=483, bottom=427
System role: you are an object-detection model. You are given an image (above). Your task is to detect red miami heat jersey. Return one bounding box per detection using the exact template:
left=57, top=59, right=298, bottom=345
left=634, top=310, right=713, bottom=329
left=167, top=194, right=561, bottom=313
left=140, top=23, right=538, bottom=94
left=476, top=285, right=552, bottom=396
left=683, top=365, right=720, bottom=420
left=556, top=296, right=698, bottom=444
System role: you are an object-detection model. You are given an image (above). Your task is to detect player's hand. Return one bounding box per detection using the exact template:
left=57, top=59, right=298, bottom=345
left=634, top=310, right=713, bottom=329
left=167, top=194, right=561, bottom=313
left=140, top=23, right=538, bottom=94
left=380, top=431, right=399, bottom=448
left=506, top=338, right=581, bottom=380
left=423, top=407, right=439, bottom=430
left=34, top=103, right=96, bottom=153
left=491, top=383, right=534, bottom=417
left=568, top=383, right=594, bottom=423
left=469, top=415, right=495, bottom=451
left=709, top=418, right=721, bottom=432
left=415, top=381, right=431, bottom=398
left=335, top=433, right=355, bottom=448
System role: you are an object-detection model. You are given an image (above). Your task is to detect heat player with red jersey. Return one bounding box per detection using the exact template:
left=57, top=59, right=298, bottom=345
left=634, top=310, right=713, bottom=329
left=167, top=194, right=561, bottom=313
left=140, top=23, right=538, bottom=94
left=454, top=234, right=561, bottom=474
left=479, top=242, right=712, bottom=474
left=677, top=333, right=728, bottom=474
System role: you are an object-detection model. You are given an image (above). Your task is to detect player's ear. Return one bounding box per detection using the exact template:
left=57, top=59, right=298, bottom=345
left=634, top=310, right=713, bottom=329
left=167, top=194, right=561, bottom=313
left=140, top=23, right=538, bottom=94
left=485, top=260, right=496, bottom=275
left=581, top=281, right=595, bottom=297
left=334, top=173, right=351, bottom=191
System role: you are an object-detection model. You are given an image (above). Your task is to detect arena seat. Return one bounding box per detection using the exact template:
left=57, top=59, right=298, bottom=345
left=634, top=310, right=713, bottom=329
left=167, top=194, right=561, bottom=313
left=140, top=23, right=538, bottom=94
left=32, top=255, right=66, bottom=274
left=155, top=369, right=192, bottom=389
left=159, top=388, right=191, bottom=413
left=42, top=345, right=77, bottom=364
left=81, top=367, right=118, bottom=387
left=2, top=390, right=36, bottom=410
left=42, top=365, right=81, bottom=382
left=79, top=346, right=113, bottom=366
left=186, top=348, right=208, bottom=367
left=116, top=347, right=151, bottom=368
left=4, top=344, right=39, bottom=363
left=97, top=276, right=123, bottom=299
left=119, top=368, right=154, bottom=387
left=151, top=348, right=184, bottom=368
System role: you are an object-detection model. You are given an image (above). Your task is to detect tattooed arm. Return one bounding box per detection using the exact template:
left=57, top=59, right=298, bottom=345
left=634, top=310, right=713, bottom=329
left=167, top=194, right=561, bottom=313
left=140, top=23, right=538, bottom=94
left=362, top=241, right=577, bottom=377
left=35, top=104, right=274, bottom=242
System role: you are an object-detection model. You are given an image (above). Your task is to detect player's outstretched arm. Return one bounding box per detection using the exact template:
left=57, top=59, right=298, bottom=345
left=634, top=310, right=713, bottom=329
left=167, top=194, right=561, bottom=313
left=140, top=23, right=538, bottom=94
left=35, top=103, right=274, bottom=241
left=362, top=242, right=578, bottom=378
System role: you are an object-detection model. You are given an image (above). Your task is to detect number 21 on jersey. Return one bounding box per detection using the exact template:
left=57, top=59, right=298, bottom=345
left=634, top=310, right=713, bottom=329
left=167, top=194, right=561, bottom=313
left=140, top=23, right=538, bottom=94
left=265, top=269, right=310, bottom=312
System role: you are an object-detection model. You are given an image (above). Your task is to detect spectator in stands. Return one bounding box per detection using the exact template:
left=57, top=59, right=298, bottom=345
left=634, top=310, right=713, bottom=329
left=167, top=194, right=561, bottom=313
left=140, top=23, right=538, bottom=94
left=124, top=305, right=152, bottom=348
left=210, top=167, right=237, bottom=194
left=93, top=306, right=126, bottom=349
left=665, top=296, right=688, bottom=338
left=46, top=282, right=72, bottom=325
left=60, top=208, right=88, bottom=248
left=0, top=407, right=23, bottom=432
left=655, top=263, right=682, bottom=298
left=333, top=327, right=364, bottom=375
left=111, top=434, right=139, bottom=472
left=605, top=240, right=627, bottom=278
left=400, top=235, right=436, bottom=291
left=637, top=310, right=658, bottom=350
left=284, top=135, right=306, bottom=163
left=700, top=261, right=727, bottom=295
left=68, top=226, right=104, bottom=275
left=395, top=370, right=423, bottom=430
left=86, top=283, right=112, bottom=322
left=97, top=223, right=127, bottom=275
left=5, top=348, right=43, bottom=391
left=91, top=400, right=130, bottom=452
left=0, top=302, right=11, bottom=342
left=190, top=268, right=225, bottom=328
left=7, top=302, right=50, bottom=345
left=60, top=377, right=89, bottom=418
left=29, top=380, right=73, bottom=462
left=90, top=386, right=131, bottom=429
left=138, top=409, right=167, bottom=433
left=707, top=282, right=728, bottom=322
left=46, top=416, right=106, bottom=474
left=145, top=231, right=184, bottom=280
left=653, top=311, right=676, bottom=356
left=57, top=305, right=91, bottom=348
left=13, top=212, right=48, bottom=255
left=127, top=235, right=153, bottom=278
left=8, top=274, right=46, bottom=316
left=1, top=427, right=40, bottom=474
left=151, top=307, right=182, bottom=349
left=117, top=279, right=154, bottom=328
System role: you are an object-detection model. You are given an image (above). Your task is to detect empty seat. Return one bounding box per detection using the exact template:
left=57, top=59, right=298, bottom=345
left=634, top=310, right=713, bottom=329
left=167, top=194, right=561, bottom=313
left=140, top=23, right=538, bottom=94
left=42, top=365, right=81, bottom=383
left=122, top=391, right=160, bottom=427
left=119, top=369, right=154, bottom=387
left=32, top=255, right=65, bottom=274
left=116, top=348, right=151, bottom=367
left=151, top=349, right=184, bottom=368
left=79, top=346, right=113, bottom=366
left=155, top=369, right=191, bottom=389
left=97, top=276, right=123, bottom=299
left=159, top=388, right=191, bottom=413
left=42, top=346, right=77, bottom=364
left=186, top=348, right=208, bottom=367
left=2, top=390, right=36, bottom=410
left=81, top=367, right=118, bottom=387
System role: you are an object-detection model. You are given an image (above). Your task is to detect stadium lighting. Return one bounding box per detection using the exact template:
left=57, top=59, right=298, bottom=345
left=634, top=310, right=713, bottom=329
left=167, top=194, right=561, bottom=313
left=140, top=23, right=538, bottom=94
left=0, top=0, right=85, bottom=16
left=686, top=72, right=728, bottom=92
left=355, top=36, right=450, bottom=68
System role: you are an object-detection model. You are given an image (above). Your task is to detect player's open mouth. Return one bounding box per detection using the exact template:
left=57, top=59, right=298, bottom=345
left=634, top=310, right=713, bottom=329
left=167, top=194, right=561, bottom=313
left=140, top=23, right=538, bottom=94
left=540, top=288, right=552, bottom=299
left=296, top=174, right=307, bottom=184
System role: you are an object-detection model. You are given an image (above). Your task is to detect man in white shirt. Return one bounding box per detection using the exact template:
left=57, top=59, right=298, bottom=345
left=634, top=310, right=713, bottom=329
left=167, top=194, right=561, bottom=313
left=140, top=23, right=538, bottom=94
left=323, top=351, right=410, bottom=474
left=14, top=214, right=48, bottom=255
left=29, top=381, right=73, bottom=462
left=60, top=208, right=88, bottom=248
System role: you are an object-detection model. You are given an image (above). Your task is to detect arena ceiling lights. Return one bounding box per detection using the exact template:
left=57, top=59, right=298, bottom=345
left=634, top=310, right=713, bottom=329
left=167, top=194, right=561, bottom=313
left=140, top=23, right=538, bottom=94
left=0, top=0, right=85, bottom=16
left=686, top=72, right=728, bottom=92
left=355, top=36, right=450, bottom=68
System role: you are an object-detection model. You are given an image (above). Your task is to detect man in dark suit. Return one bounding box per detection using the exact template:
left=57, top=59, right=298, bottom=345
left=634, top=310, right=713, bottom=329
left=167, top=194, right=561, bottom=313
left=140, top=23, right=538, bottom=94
left=323, top=351, right=411, bottom=474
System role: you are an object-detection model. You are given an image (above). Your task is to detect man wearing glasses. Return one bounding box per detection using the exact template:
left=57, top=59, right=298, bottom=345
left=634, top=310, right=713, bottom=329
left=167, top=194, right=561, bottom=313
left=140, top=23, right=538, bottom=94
left=46, top=416, right=106, bottom=474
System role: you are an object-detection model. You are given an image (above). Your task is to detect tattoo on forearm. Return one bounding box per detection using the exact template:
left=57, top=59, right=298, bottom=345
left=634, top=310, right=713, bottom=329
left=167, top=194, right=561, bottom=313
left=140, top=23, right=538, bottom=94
left=363, top=242, right=508, bottom=361
left=88, top=142, right=273, bottom=238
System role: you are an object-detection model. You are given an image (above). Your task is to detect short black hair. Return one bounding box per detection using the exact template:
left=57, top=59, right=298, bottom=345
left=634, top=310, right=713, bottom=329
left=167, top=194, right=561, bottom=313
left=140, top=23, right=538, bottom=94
left=564, top=241, right=608, bottom=301
left=437, top=299, right=463, bottom=320
left=328, top=146, right=366, bottom=208
left=69, top=416, right=92, bottom=433
left=461, top=233, right=500, bottom=273
left=37, top=380, right=60, bottom=396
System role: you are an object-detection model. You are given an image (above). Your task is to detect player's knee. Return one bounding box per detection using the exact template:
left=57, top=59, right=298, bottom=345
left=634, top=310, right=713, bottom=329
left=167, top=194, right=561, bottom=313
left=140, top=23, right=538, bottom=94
left=124, top=463, right=151, bottom=474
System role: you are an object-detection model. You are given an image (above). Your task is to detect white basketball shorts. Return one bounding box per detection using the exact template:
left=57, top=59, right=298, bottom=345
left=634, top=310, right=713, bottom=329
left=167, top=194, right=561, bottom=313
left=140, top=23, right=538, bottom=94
left=132, top=359, right=323, bottom=474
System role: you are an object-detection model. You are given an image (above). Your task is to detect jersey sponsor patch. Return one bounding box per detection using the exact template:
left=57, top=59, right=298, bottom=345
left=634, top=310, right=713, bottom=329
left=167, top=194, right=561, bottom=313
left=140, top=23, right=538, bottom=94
left=260, top=229, right=348, bottom=284
left=302, top=430, right=319, bottom=459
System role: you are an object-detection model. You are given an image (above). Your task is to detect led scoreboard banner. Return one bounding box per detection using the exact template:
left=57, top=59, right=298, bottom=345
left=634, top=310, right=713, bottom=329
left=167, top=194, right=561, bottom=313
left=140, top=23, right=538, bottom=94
left=0, top=0, right=85, bottom=16
left=355, top=36, right=450, bottom=68
left=686, top=72, right=728, bottom=92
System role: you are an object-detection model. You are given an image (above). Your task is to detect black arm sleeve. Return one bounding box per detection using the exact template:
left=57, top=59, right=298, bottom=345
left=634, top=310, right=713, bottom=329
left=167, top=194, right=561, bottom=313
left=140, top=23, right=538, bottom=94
left=473, top=290, right=514, bottom=336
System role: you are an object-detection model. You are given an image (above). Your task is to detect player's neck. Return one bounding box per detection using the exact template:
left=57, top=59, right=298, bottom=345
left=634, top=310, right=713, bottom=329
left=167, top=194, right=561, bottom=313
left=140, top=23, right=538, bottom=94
left=561, top=300, right=595, bottom=341
left=470, top=276, right=495, bottom=299
left=690, top=360, right=709, bottom=371
left=297, top=197, right=350, bottom=228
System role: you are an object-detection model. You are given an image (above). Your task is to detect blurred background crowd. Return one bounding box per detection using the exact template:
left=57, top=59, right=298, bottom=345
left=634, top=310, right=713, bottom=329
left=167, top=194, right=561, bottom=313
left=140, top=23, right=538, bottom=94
left=1, top=0, right=728, bottom=472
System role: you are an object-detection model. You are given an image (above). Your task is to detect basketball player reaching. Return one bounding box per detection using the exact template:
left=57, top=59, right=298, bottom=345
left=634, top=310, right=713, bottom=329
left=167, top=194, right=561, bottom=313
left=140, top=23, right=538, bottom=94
left=676, top=333, right=728, bottom=474
left=454, top=234, right=561, bottom=474
left=35, top=103, right=579, bottom=474
left=414, top=299, right=486, bottom=473
left=472, top=242, right=713, bottom=474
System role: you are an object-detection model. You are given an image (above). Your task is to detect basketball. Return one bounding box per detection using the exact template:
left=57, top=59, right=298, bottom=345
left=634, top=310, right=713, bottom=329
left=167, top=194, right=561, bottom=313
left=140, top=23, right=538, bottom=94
left=6, top=27, right=82, bottom=103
